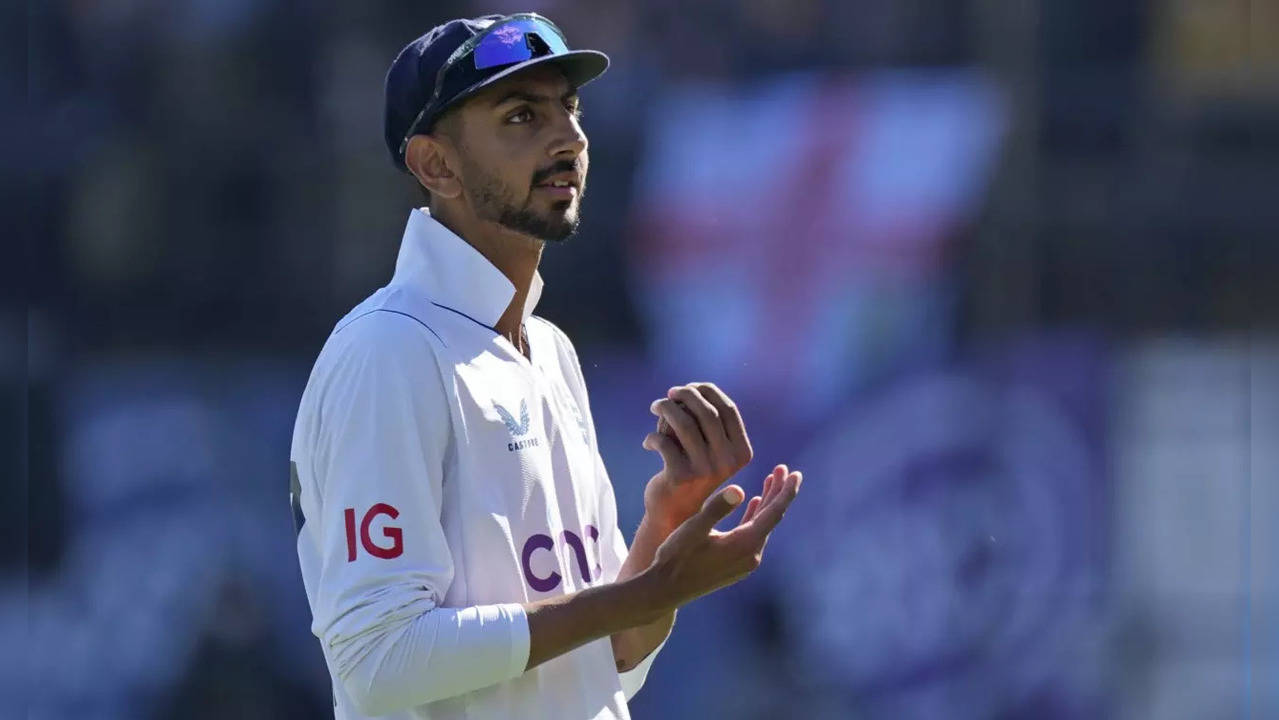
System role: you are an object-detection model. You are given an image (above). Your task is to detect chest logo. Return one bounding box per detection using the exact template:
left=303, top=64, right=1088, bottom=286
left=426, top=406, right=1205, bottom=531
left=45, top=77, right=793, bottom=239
left=495, top=399, right=531, bottom=436
left=496, top=399, right=540, bottom=451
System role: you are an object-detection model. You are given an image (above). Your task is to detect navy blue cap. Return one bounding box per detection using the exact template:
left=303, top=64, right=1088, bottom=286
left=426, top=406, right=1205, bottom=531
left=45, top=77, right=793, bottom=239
left=384, top=14, right=609, bottom=173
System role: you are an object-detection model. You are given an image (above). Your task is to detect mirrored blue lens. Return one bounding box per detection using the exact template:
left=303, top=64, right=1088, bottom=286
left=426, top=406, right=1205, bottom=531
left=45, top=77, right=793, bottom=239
left=472, top=19, right=569, bottom=70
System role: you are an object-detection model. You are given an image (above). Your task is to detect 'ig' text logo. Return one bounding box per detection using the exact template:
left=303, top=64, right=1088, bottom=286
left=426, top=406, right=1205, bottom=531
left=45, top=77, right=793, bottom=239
left=344, top=503, right=403, bottom=560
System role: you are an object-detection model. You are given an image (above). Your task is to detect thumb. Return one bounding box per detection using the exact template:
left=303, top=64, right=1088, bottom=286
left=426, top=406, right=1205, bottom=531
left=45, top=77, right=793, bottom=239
left=690, top=485, right=745, bottom=534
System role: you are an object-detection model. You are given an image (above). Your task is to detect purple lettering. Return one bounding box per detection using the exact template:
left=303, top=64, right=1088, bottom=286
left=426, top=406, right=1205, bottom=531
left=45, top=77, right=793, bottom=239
left=521, top=533, right=561, bottom=592
left=562, top=530, right=592, bottom=583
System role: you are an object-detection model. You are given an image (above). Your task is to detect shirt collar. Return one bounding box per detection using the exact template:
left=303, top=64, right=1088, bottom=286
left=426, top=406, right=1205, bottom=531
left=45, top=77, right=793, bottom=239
left=389, top=208, right=544, bottom=329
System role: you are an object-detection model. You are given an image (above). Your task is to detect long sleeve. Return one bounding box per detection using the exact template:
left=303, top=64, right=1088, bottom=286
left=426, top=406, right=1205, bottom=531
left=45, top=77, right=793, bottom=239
left=295, top=313, right=530, bottom=716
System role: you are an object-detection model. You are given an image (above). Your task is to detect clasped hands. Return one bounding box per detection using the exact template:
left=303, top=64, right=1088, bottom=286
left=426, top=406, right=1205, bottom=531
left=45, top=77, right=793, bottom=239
left=639, top=382, right=802, bottom=608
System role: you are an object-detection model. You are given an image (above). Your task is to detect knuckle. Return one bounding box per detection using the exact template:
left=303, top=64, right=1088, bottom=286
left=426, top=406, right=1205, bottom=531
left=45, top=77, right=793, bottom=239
left=693, top=381, right=718, bottom=398
left=688, top=392, right=715, bottom=413
left=687, top=395, right=715, bottom=417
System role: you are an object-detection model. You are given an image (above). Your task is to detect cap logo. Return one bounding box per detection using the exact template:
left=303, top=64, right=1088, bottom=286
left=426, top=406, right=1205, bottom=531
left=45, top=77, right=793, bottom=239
left=493, top=25, right=523, bottom=45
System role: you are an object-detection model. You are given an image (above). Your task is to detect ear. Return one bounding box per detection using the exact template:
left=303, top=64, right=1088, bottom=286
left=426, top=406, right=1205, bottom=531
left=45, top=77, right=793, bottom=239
left=405, top=134, right=462, bottom=201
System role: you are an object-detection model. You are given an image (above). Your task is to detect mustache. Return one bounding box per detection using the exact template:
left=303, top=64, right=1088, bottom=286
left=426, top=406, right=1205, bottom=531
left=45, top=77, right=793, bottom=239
left=531, top=159, right=584, bottom=187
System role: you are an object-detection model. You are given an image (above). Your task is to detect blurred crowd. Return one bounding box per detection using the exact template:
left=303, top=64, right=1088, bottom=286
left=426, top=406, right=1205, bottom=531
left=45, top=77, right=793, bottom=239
left=18, top=0, right=1277, bottom=718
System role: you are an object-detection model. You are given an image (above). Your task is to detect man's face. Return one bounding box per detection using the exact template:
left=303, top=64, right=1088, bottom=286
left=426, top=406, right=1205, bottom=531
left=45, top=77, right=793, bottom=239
left=448, top=66, right=589, bottom=243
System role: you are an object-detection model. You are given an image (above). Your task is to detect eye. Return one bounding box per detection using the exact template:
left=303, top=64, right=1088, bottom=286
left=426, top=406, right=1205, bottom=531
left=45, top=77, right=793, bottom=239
left=507, top=107, right=533, bottom=124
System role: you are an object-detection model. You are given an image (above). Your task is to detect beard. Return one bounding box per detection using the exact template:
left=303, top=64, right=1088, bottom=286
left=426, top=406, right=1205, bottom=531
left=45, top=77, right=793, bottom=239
left=465, top=157, right=583, bottom=244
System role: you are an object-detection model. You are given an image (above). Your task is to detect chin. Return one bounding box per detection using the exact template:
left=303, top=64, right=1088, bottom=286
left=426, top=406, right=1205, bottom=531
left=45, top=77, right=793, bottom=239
left=497, top=198, right=582, bottom=243
left=544, top=206, right=580, bottom=239
left=549, top=201, right=578, bottom=220
left=543, top=221, right=579, bottom=244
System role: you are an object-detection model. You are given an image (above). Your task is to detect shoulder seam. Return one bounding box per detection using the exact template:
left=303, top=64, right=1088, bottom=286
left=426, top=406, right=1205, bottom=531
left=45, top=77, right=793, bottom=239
left=335, top=308, right=448, bottom=348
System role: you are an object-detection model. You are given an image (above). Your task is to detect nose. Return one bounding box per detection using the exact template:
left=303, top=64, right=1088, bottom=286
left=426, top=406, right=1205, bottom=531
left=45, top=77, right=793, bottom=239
left=548, top=105, right=588, bottom=161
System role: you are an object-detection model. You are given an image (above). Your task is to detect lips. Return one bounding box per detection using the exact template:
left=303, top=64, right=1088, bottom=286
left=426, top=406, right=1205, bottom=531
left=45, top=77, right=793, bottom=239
left=534, top=171, right=581, bottom=200
left=535, top=170, right=581, bottom=188
left=535, top=184, right=577, bottom=199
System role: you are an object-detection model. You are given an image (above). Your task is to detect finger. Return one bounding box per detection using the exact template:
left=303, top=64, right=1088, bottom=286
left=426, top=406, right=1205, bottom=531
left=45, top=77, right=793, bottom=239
left=642, top=431, right=687, bottom=472
left=743, top=471, right=802, bottom=535
left=669, top=386, right=732, bottom=470
left=689, top=484, right=745, bottom=534
left=651, top=398, right=711, bottom=471
left=772, top=469, right=799, bottom=506
left=734, top=470, right=800, bottom=558
left=694, top=383, right=753, bottom=468
left=740, top=495, right=763, bottom=524
left=762, top=465, right=786, bottom=504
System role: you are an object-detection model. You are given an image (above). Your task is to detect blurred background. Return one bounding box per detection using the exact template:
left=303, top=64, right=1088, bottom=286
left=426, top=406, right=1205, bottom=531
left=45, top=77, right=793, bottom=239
left=15, top=0, right=1278, bottom=717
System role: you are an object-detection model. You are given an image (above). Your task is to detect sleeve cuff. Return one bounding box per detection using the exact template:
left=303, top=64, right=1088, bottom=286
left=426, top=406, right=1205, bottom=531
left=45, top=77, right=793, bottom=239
left=618, top=634, right=666, bottom=700
left=498, top=602, right=530, bottom=680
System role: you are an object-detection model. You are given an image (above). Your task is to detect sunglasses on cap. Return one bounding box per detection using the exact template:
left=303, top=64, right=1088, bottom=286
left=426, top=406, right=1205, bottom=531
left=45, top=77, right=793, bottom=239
left=398, top=14, right=572, bottom=160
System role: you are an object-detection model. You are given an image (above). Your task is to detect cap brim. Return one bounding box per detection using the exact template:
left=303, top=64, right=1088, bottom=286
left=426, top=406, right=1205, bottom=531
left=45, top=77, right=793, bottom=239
left=449, top=49, right=610, bottom=110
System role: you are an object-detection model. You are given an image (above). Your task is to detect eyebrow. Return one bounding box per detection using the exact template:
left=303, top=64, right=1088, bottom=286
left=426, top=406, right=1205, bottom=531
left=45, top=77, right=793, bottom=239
left=489, top=89, right=580, bottom=109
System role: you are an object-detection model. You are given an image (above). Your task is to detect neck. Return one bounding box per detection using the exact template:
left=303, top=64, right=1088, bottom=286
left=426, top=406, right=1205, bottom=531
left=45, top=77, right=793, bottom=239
left=430, top=205, right=543, bottom=350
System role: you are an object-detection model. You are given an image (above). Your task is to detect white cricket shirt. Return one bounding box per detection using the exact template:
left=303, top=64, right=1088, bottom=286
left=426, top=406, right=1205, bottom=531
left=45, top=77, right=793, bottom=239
left=290, top=208, right=661, bottom=719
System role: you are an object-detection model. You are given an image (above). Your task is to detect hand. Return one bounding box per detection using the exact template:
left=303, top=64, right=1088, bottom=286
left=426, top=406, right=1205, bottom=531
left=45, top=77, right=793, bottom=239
left=642, top=383, right=754, bottom=530
left=645, top=465, right=802, bottom=612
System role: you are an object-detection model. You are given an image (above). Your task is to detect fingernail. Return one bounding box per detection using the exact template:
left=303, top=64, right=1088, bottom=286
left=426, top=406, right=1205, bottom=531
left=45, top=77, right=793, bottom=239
left=724, top=486, right=745, bottom=505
